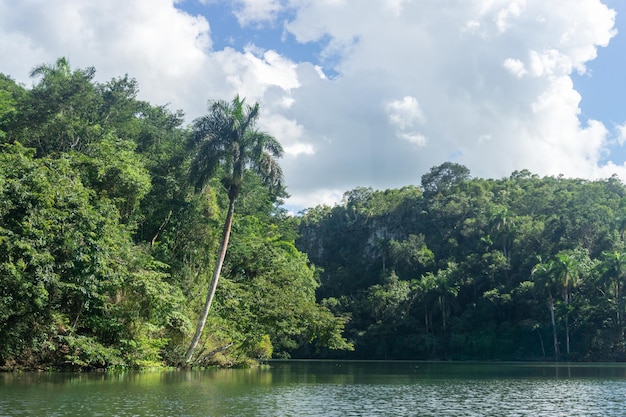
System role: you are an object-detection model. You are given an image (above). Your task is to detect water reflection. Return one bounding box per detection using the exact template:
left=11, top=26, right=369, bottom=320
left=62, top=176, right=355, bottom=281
left=1, top=362, right=626, bottom=416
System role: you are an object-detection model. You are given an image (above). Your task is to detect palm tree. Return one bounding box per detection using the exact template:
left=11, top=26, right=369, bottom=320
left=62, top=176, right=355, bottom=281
left=554, top=251, right=583, bottom=357
left=601, top=249, right=626, bottom=329
left=29, top=56, right=71, bottom=80
left=488, top=205, right=515, bottom=260
left=27, top=57, right=98, bottom=155
left=532, top=258, right=560, bottom=359
left=557, top=248, right=592, bottom=356
left=184, top=95, right=284, bottom=364
left=532, top=250, right=588, bottom=359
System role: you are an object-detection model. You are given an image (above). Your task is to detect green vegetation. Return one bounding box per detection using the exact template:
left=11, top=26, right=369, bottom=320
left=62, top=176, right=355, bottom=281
left=3, top=58, right=626, bottom=369
left=297, top=164, right=626, bottom=361
left=0, top=58, right=349, bottom=370
left=184, top=96, right=286, bottom=363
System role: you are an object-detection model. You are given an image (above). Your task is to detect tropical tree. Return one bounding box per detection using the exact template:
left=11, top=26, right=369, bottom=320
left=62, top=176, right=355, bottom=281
left=531, top=258, right=560, bottom=359
left=184, top=95, right=284, bottom=363
left=0, top=142, right=185, bottom=369
left=600, top=249, right=626, bottom=330
left=488, top=205, right=516, bottom=260
left=20, top=57, right=101, bottom=156
left=0, top=74, right=23, bottom=140
left=420, top=162, right=471, bottom=196
left=553, top=250, right=583, bottom=356
left=531, top=249, right=588, bottom=359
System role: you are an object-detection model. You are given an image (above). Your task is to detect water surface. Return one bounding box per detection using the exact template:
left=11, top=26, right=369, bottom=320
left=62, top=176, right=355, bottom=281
left=2, top=361, right=626, bottom=416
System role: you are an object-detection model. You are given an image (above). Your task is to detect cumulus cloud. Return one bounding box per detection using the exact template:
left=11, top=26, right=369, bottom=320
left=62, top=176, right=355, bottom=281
left=386, top=96, right=428, bottom=147
left=258, top=112, right=314, bottom=157
left=503, top=58, right=528, bottom=78
left=618, top=123, right=626, bottom=146
left=0, top=0, right=216, bottom=118
left=0, top=0, right=623, bottom=211
left=212, top=46, right=299, bottom=104
left=386, top=96, right=426, bottom=129
left=232, top=0, right=282, bottom=26
left=277, top=0, right=621, bottom=204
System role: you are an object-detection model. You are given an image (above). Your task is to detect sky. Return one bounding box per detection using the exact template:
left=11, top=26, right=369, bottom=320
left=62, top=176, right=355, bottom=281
left=1, top=0, right=626, bottom=212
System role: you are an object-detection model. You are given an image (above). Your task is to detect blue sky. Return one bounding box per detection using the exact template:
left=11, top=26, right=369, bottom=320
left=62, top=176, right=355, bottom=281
left=573, top=2, right=626, bottom=113
left=1, top=0, right=625, bottom=210
left=573, top=0, right=626, bottom=162
left=183, top=1, right=340, bottom=77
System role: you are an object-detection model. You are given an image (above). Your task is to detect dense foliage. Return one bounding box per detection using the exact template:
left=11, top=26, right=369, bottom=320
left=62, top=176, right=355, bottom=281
left=3, top=58, right=626, bottom=368
left=0, top=59, right=349, bottom=370
left=297, top=163, right=626, bottom=361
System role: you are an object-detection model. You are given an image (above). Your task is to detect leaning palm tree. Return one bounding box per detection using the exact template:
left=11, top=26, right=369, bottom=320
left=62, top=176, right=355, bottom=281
left=184, top=95, right=284, bottom=364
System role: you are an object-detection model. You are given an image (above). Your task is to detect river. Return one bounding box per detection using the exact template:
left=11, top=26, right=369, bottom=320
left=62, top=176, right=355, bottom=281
left=2, top=361, right=626, bottom=416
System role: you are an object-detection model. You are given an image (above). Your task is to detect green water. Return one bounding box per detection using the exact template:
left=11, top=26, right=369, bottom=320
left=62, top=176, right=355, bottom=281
left=2, top=361, right=626, bottom=416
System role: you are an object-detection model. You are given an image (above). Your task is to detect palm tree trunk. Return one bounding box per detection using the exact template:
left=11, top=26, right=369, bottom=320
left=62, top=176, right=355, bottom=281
left=184, top=196, right=236, bottom=364
left=565, top=289, right=571, bottom=356
left=565, top=314, right=570, bottom=356
left=548, top=290, right=559, bottom=360
left=536, top=328, right=546, bottom=358
left=616, top=280, right=621, bottom=327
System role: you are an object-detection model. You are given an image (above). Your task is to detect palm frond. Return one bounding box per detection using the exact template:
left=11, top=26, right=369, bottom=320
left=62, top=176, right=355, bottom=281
left=188, top=95, right=285, bottom=197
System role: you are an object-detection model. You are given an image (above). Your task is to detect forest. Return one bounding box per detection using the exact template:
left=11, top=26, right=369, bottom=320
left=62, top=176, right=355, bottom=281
left=297, top=164, right=626, bottom=361
left=0, top=58, right=349, bottom=370
left=2, top=58, right=626, bottom=370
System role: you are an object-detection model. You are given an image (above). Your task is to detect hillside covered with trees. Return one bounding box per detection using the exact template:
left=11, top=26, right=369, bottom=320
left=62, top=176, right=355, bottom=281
left=297, top=163, right=626, bottom=361
left=0, top=58, right=349, bottom=370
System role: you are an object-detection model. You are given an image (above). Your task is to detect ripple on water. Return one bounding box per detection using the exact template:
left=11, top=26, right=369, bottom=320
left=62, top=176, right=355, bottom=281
left=241, top=379, right=626, bottom=417
left=2, top=367, right=626, bottom=416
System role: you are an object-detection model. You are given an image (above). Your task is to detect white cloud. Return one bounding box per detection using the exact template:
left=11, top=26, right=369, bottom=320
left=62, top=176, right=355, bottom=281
left=286, top=188, right=345, bottom=211
left=0, top=0, right=213, bottom=117
left=400, top=132, right=428, bottom=147
left=495, top=0, right=527, bottom=33
left=386, top=96, right=428, bottom=147
left=503, top=58, right=528, bottom=78
left=233, top=0, right=282, bottom=26
left=213, top=47, right=299, bottom=104
left=527, top=49, right=574, bottom=78
left=383, top=0, right=410, bottom=17
left=617, top=124, right=626, bottom=146
left=386, top=96, right=426, bottom=129
left=284, top=143, right=315, bottom=157
left=258, top=112, right=314, bottom=157
left=314, top=65, right=328, bottom=79
left=0, top=0, right=622, bottom=211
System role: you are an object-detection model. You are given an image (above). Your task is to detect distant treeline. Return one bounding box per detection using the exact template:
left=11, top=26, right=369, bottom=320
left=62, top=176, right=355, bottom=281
left=297, top=163, right=626, bottom=361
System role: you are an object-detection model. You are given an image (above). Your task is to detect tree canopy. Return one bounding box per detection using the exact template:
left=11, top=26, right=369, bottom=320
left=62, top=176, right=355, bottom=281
left=297, top=164, right=626, bottom=361
left=0, top=59, right=349, bottom=370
